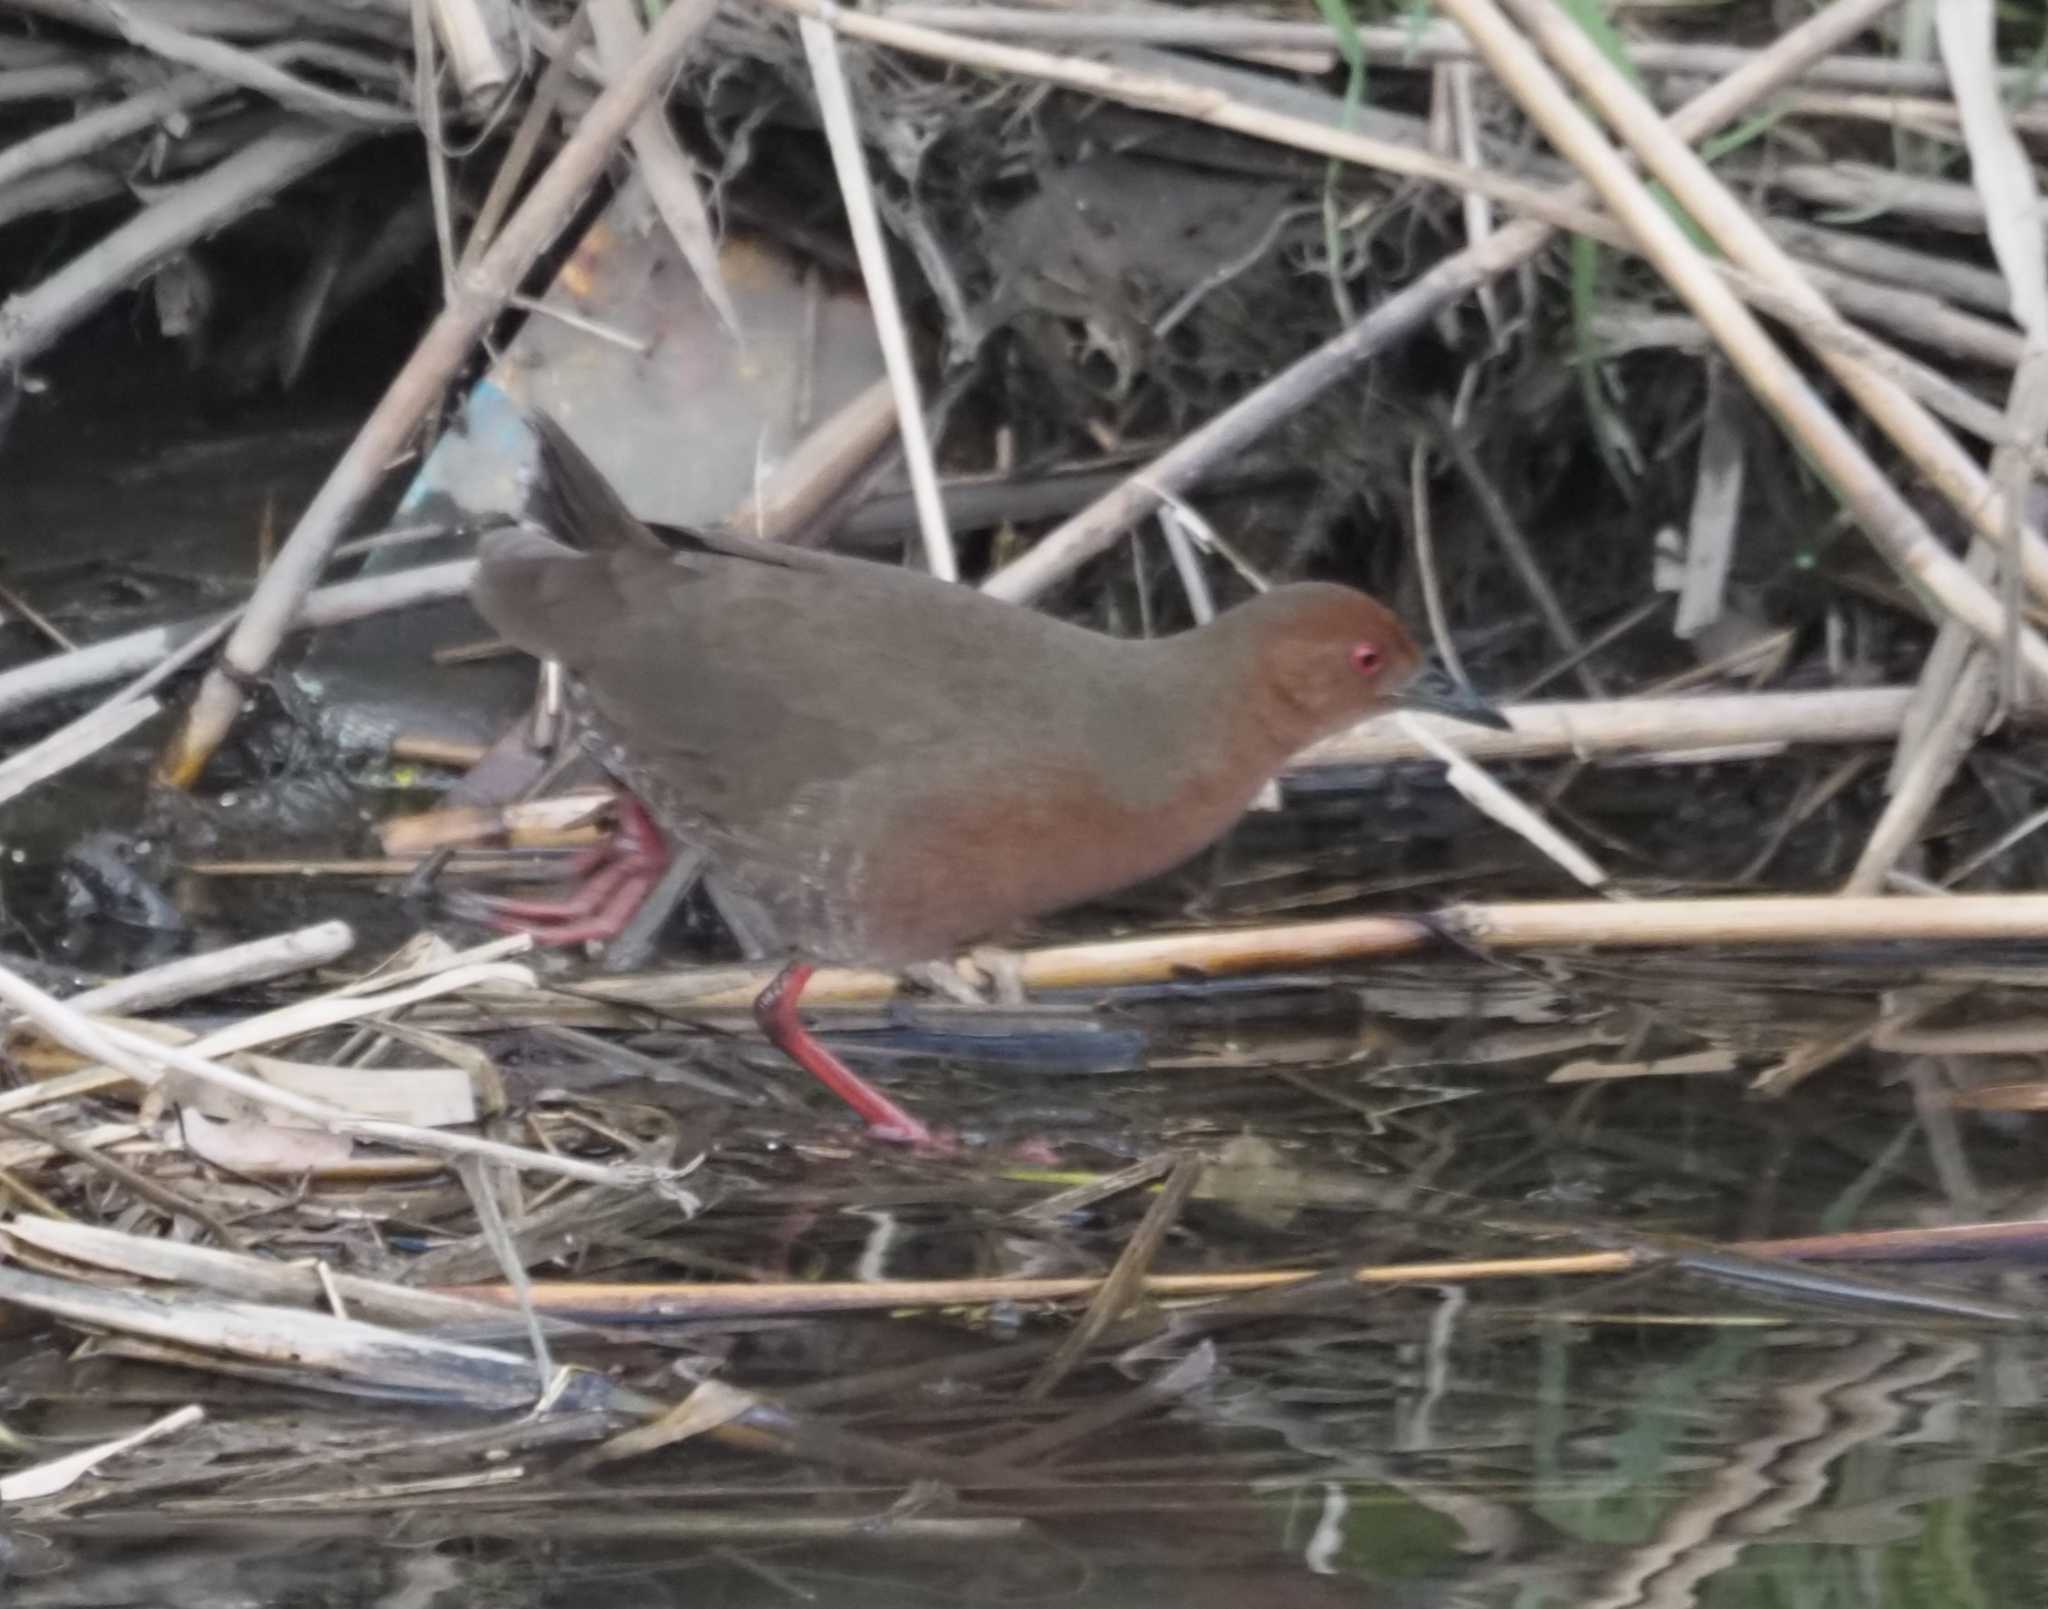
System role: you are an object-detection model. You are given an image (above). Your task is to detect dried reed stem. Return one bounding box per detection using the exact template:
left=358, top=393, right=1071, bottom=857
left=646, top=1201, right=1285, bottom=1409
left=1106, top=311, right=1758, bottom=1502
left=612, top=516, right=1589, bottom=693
left=590, top=0, right=739, bottom=337
left=158, top=0, right=724, bottom=789
left=444, top=1214, right=2048, bottom=1318
left=780, top=0, right=1900, bottom=601
left=1305, top=686, right=1972, bottom=766
left=501, top=893, right=2048, bottom=1015
left=0, top=955, right=661, bottom=1188
left=1493, top=0, right=2048, bottom=611
left=1438, top=0, right=2048, bottom=684
left=0, top=560, right=475, bottom=723
left=798, top=16, right=957, bottom=580
left=0, top=121, right=358, bottom=368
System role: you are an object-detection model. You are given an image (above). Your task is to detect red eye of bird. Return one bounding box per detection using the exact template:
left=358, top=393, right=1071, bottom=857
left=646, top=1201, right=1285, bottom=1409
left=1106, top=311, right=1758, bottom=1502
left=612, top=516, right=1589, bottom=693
left=1350, top=642, right=1382, bottom=675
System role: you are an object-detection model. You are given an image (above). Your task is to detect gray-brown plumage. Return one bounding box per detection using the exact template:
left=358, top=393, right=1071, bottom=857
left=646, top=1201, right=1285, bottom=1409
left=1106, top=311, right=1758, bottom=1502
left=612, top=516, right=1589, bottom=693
left=470, top=412, right=1496, bottom=1140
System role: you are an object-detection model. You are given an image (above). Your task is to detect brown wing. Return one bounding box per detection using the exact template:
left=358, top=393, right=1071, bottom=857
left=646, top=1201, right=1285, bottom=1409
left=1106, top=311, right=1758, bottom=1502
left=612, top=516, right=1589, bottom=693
left=471, top=531, right=1144, bottom=843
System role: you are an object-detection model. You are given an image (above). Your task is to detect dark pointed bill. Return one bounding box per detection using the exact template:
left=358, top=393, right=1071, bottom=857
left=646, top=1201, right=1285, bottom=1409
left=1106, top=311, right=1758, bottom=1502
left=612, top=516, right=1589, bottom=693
left=1394, top=663, right=1512, bottom=730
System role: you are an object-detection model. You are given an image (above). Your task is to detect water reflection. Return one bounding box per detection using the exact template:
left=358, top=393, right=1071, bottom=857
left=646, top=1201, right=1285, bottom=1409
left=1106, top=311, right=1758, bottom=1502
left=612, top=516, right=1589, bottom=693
left=8, top=1296, right=2039, bottom=1606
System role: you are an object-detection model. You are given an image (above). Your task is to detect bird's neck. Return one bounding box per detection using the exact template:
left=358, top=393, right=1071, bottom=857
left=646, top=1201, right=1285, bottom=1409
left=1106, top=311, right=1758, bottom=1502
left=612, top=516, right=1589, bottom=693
left=1141, top=619, right=1321, bottom=802
left=1153, top=610, right=1332, bottom=763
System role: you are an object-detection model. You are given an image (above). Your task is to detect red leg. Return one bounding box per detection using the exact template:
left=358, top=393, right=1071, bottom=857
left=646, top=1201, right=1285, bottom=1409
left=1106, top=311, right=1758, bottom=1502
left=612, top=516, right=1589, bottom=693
left=754, top=960, right=933, bottom=1145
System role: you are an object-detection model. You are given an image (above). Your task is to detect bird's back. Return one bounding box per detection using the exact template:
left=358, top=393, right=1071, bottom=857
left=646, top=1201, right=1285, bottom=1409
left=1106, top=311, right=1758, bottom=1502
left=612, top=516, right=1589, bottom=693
left=472, top=419, right=1236, bottom=960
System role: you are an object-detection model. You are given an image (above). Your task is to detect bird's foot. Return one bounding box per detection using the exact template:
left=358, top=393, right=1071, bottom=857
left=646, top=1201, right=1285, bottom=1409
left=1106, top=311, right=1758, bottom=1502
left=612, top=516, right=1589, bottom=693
left=904, top=958, right=984, bottom=1005
left=967, top=945, right=1028, bottom=1007
left=907, top=949, right=1029, bottom=1008
left=450, top=794, right=669, bottom=947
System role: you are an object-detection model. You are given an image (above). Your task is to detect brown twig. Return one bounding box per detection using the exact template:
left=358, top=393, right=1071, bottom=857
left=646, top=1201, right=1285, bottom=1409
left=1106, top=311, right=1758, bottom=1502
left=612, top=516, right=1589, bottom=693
left=443, top=1214, right=2048, bottom=1319
left=1023, top=1152, right=1202, bottom=1399
left=1432, top=412, right=1605, bottom=695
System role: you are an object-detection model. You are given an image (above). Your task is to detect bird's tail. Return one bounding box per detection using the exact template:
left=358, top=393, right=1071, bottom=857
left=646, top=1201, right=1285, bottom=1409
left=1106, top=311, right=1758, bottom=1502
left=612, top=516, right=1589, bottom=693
left=522, top=410, right=668, bottom=557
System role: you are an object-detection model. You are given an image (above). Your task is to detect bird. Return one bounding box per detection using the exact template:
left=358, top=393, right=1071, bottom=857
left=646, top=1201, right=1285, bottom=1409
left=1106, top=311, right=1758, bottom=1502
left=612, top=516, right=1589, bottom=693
left=467, top=413, right=1503, bottom=1144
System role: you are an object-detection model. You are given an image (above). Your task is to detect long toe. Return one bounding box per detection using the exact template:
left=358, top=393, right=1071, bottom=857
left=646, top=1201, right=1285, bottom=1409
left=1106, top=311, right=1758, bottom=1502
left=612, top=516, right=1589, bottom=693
left=467, top=854, right=641, bottom=922
left=449, top=858, right=660, bottom=947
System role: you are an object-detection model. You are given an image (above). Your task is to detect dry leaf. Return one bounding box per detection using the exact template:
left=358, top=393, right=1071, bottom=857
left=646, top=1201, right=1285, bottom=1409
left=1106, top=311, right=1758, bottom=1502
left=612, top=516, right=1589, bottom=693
left=177, top=1108, right=356, bottom=1173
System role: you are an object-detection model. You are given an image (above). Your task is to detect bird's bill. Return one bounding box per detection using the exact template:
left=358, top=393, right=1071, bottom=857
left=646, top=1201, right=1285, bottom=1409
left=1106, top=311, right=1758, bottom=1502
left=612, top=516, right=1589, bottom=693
left=1394, top=664, right=1512, bottom=730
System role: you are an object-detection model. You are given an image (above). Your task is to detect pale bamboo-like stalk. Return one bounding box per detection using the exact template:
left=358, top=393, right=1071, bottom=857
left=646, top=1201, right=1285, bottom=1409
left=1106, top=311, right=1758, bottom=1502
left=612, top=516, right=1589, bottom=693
left=0, top=122, right=359, bottom=368
left=1774, top=87, right=2048, bottom=138
left=1395, top=713, right=1608, bottom=887
left=158, top=0, right=725, bottom=790
left=769, top=1, right=1619, bottom=263
left=1843, top=6, right=2048, bottom=876
left=797, top=16, right=957, bottom=581
left=98, top=1, right=414, bottom=126
left=0, top=956, right=659, bottom=1189
left=1844, top=652, right=1995, bottom=893
left=1773, top=221, right=2011, bottom=319
left=1305, top=686, right=1951, bottom=766
left=428, top=0, right=512, bottom=104
left=1890, top=553, right=1993, bottom=796
left=0, top=66, right=222, bottom=188
left=413, top=0, right=459, bottom=288
left=1853, top=376, right=2047, bottom=889
left=60, top=921, right=357, bottom=1021
left=726, top=376, right=898, bottom=541
left=1773, top=161, right=2017, bottom=229
left=0, top=698, right=162, bottom=809
left=1862, top=8, right=2048, bottom=881
left=0, top=61, right=111, bottom=104
left=1435, top=0, right=2048, bottom=684
left=885, top=5, right=1988, bottom=98
left=461, top=6, right=587, bottom=269
left=0, top=560, right=475, bottom=722
left=476, top=894, right=2048, bottom=1018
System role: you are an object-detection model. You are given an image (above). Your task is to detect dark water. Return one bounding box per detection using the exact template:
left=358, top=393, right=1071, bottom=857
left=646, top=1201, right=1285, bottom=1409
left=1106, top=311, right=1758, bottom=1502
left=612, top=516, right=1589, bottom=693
left=8, top=1268, right=2048, bottom=1607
